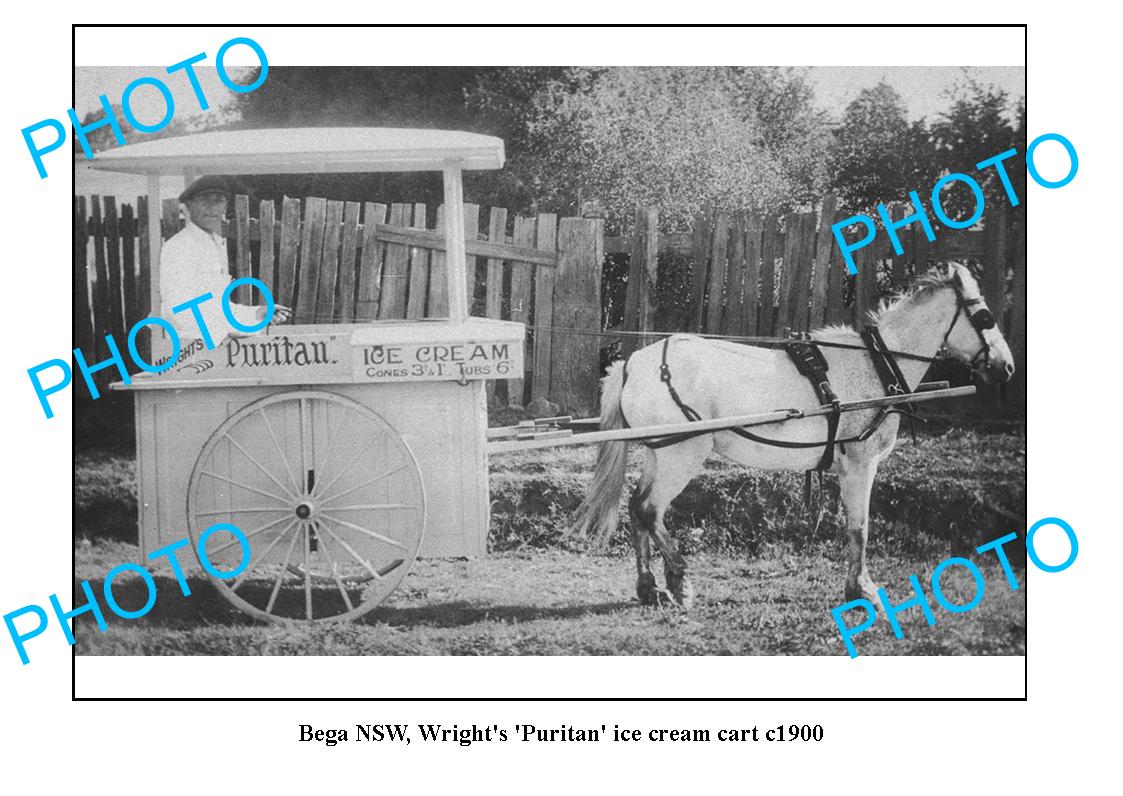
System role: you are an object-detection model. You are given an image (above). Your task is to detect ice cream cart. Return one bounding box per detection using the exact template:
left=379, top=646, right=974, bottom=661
left=94, top=128, right=522, bottom=622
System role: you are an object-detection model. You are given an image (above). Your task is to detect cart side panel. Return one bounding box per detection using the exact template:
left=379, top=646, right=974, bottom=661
left=137, top=383, right=490, bottom=566
left=336, top=381, right=488, bottom=558
left=153, top=397, right=237, bottom=559
left=135, top=393, right=156, bottom=560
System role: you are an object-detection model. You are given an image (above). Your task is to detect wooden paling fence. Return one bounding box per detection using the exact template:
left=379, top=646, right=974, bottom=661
left=609, top=193, right=1027, bottom=408
left=74, top=190, right=1027, bottom=416
left=74, top=194, right=604, bottom=414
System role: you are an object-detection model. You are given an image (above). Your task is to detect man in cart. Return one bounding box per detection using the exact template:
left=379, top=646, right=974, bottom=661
left=160, top=176, right=291, bottom=350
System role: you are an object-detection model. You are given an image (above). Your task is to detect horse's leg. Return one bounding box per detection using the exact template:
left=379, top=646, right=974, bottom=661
left=640, top=436, right=712, bottom=609
left=629, top=449, right=660, bottom=605
left=838, top=459, right=881, bottom=603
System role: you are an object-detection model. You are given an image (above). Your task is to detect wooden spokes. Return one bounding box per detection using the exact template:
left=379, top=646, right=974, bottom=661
left=186, top=391, right=426, bottom=623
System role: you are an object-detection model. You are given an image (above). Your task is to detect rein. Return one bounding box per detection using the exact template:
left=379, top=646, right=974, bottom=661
left=643, top=335, right=894, bottom=455
left=937, top=290, right=996, bottom=370
left=641, top=284, right=997, bottom=461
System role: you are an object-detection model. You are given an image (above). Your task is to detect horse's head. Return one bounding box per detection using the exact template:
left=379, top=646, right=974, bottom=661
left=939, top=263, right=1015, bottom=384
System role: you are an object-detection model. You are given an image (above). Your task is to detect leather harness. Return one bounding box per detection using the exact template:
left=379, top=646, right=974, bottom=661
left=860, top=325, right=916, bottom=414
left=640, top=332, right=899, bottom=469
left=626, top=280, right=996, bottom=477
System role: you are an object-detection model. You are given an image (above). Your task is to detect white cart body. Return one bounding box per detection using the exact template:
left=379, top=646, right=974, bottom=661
left=96, top=128, right=516, bottom=621
left=127, top=319, right=523, bottom=561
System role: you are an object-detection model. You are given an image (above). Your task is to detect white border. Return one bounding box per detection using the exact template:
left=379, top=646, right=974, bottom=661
left=63, top=23, right=1027, bottom=701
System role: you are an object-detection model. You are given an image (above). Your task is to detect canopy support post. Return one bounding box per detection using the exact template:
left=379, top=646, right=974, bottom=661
left=147, top=173, right=169, bottom=363
left=442, top=163, right=469, bottom=324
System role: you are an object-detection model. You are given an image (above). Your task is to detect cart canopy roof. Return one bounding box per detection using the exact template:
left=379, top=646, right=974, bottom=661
left=89, top=127, right=505, bottom=175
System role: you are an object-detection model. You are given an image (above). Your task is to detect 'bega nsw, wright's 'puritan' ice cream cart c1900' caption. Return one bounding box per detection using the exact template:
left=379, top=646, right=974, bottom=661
left=95, top=128, right=523, bottom=623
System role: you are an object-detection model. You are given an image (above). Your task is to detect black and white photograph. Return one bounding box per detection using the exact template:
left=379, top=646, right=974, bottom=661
left=71, top=56, right=1027, bottom=659
left=9, top=16, right=1123, bottom=795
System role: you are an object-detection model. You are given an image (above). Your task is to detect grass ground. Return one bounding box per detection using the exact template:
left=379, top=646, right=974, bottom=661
left=75, top=542, right=1024, bottom=656
left=74, top=424, right=1026, bottom=656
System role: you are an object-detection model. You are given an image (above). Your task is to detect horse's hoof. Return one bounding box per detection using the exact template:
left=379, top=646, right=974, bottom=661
left=654, top=588, right=677, bottom=608
left=637, top=575, right=661, bottom=606
left=845, top=581, right=882, bottom=606
left=672, top=577, right=695, bottom=610
left=638, top=587, right=676, bottom=608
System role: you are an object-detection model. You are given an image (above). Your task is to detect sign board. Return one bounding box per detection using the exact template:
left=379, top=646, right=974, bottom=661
left=122, top=319, right=526, bottom=389
left=352, top=340, right=519, bottom=383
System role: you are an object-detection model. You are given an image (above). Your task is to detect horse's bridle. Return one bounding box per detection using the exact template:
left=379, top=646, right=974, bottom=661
left=938, top=284, right=997, bottom=372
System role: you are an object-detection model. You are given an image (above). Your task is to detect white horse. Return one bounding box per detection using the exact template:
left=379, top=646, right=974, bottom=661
left=570, top=263, right=1015, bottom=608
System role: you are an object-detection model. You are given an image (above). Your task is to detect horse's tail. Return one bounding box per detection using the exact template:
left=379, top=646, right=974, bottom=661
left=569, top=359, right=630, bottom=551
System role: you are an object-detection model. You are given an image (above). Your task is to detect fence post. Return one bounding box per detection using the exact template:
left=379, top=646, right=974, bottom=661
left=741, top=214, right=763, bottom=335
left=276, top=196, right=302, bottom=310
left=355, top=202, right=386, bottom=321
left=317, top=199, right=345, bottom=320
left=775, top=212, right=802, bottom=335
left=377, top=203, right=411, bottom=320
left=161, top=198, right=180, bottom=239
left=234, top=194, right=253, bottom=304
left=259, top=199, right=277, bottom=309
left=705, top=212, right=731, bottom=334
left=531, top=213, right=559, bottom=402
left=758, top=214, right=779, bottom=335
left=296, top=197, right=328, bottom=324
left=120, top=203, right=138, bottom=338
left=406, top=203, right=429, bottom=319
left=790, top=213, right=816, bottom=332
left=73, top=197, right=93, bottom=371
left=622, top=203, right=658, bottom=356
left=982, top=202, right=1009, bottom=331
left=428, top=205, right=448, bottom=318
left=104, top=197, right=126, bottom=361
left=825, top=209, right=849, bottom=326
left=484, top=206, right=508, bottom=407
left=335, top=200, right=361, bottom=322
left=722, top=213, right=746, bottom=336
left=912, top=212, right=931, bottom=274
left=508, top=216, right=536, bottom=407
left=888, top=203, right=909, bottom=288
left=552, top=216, right=602, bottom=416
left=853, top=234, right=879, bottom=326
left=689, top=206, right=713, bottom=332
left=136, top=195, right=151, bottom=365
left=809, top=194, right=836, bottom=329
left=89, top=196, right=111, bottom=365
left=464, top=204, right=481, bottom=313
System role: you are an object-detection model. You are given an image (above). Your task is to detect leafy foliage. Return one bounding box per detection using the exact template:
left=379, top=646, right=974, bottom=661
left=828, top=82, right=937, bottom=214
left=469, top=67, right=831, bottom=226
left=930, top=76, right=1025, bottom=218
left=76, top=66, right=1024, bottom=230
left=829, top=75, right=1026, bottom=220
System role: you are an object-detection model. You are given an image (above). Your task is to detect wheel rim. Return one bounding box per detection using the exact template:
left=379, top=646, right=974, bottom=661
left=186, top=390, right=426, bottom=623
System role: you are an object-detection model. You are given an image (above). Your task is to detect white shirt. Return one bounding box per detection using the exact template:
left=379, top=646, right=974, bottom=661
left=160, top=219, right=264, bottom=344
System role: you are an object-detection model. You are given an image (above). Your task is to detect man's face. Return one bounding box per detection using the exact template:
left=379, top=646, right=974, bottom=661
left=186, top=192, right=228, bottom=235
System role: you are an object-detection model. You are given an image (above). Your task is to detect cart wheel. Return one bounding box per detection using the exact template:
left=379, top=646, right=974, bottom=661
left=186, top=390, right=426, bottom=623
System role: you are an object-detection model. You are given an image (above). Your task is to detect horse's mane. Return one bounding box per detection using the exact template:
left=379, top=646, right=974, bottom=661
left=813, top=263, right=960, bottom=342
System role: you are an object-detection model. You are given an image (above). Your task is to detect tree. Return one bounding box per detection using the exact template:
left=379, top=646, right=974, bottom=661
left=474, top=66, right=831, bottom=226
left=829, top=81, right=937, bottom=214
left=72, top=103, right=196, bottom=155
left=930, top=76, right=1023, bottom=218
left=463, top=67, right=583, bottom=213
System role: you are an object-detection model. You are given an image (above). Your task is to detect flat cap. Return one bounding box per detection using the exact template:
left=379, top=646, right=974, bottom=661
left=179, top=175, right=232, bottom=204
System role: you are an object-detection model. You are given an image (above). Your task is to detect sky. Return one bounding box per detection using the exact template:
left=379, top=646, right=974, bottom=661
left=73, top=63, right=1026, bottom=221
left=76, top=65, right=1026, bottom=128
left=75, top=66, right=247, bottom=126
left=805, top=65, right=1024, bottom=122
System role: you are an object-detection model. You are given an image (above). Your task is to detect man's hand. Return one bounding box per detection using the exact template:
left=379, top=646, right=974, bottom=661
left=266, top=304, right=292, bottom=325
